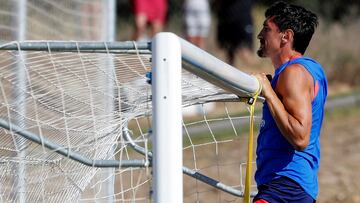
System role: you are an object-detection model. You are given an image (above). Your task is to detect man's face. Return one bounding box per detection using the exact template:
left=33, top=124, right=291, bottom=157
left=257, top=17, right=282, bottom=58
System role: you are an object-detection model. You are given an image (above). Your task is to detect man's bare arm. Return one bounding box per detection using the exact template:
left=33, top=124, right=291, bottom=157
left=255, top=64, right=314, bottom=150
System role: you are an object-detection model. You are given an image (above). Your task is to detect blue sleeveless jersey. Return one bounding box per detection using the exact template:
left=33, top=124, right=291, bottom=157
left=255, top=57, right=328, bottom=199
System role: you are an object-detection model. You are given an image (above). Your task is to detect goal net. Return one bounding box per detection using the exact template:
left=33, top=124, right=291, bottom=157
left=0, top=0, right=113, bottom=42
left=0, top=35, right=260, bottom=202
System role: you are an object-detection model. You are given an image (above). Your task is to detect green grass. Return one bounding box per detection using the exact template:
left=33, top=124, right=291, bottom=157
left=183, top=124, right=257, bottom=148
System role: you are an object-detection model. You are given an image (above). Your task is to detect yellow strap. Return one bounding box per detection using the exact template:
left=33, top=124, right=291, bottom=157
left=244, top=80, right=262, bottom=203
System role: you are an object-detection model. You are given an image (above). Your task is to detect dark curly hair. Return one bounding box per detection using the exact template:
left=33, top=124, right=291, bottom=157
left=265, top=1, right=318, bottom=54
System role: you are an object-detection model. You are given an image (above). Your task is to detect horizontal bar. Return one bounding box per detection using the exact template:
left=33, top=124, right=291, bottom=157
left=0, top=37, right=260, bottom=99
left=183, top=167, right=257, bottom=197
left=123, top=127, right=256, bottom=197
left=178, top=36, right=259, bottom=97
left=0, top=41, right=151, bottom=51
left=0, top=118, right=148, bottom=168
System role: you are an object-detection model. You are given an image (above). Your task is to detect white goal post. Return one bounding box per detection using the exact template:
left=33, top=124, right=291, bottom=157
left=0, top=32, right=260, bottom=202
left=152, top=33, right=259, bottom=203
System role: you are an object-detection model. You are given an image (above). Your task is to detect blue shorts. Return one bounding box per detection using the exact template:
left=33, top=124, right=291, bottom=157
left=253, top=176, right=315, bottom=203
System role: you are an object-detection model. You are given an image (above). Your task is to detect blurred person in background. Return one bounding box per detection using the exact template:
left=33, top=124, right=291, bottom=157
left=253, top=2, right=327, bottom=202
left=182, top=0, right=213, bottom=116
left=131, top=0, right=167, bottom=41
left=215, top=0, right=254, bottom=66
left=183, top=0, right=211, bottom=49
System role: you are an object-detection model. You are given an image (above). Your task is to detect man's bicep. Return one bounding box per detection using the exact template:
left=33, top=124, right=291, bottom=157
left=277, top=65, right=313, bottom=122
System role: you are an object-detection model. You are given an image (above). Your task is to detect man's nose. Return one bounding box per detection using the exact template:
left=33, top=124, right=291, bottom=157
left=257, top=31, right=263, bottom=39
left=257, top=33, right=262, bottom=39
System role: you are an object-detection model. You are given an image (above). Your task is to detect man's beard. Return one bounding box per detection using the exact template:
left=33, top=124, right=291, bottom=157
left=257, top=39, right=266, bottom=57
left=257, top=48, right=266, bottom=57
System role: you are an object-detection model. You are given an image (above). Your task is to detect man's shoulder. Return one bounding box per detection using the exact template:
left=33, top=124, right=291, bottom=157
left=282, top=63, right=312, bottom=78
left=277, top=63, right=314, bottom=96
left=291, top=57, right=322, bottom=68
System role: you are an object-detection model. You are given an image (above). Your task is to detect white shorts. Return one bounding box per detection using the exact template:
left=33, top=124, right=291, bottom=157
left=184, top=0, right=211, bottom=37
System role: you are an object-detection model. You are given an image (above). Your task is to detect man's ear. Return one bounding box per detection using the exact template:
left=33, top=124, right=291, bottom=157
left=282, top=29, right=294, bottom=43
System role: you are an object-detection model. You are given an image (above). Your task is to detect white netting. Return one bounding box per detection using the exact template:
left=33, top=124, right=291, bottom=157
left=0, top=0, right=109, bottom=41
left=0, top=42, right=152, bottom=202
left=0, top=41, right=259, bottom=202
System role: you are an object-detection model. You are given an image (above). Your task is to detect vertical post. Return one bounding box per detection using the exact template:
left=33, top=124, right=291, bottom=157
left=152, top=33, right=183, bottom=203
left=12, top=0, right=27, bottom=202
left=96, top=0, right=117, bottom=202
left=102, top=0, right=116, bottom=42
left=14, top=0, right=27, bottom=41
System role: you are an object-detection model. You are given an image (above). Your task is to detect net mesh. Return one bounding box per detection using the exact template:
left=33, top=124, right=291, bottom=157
left=0, top=0, right=107, bottom=41
left=0, top=41, right=259, bottom=202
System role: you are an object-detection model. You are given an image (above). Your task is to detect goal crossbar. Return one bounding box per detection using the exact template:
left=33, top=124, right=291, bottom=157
left=0, top=39, right=260, bottom=98
left=0, top=41, right=150, bottom=52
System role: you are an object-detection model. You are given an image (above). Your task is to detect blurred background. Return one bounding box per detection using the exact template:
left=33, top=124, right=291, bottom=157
left=117, top=0, right=360, bottom=93
left=1, top=0, right=360, bottom=202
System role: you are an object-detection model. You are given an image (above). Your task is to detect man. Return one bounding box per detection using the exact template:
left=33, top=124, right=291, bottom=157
left=184, top=0, right=211, bottom=49
left=215, top=0, right=254, bottom=65
left=131, top=0, right=167, bottom=41
left=253, top=2, right=328, bottom=203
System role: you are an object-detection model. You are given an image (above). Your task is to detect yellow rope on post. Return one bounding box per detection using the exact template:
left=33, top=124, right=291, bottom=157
left=244, top=79, right=262, bottom=203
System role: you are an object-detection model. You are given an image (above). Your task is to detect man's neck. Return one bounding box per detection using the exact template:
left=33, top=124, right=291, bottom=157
left=271, top=50, right=302, bottom=69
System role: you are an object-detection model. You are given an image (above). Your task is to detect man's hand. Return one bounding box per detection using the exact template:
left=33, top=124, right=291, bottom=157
left=253, top=73, right=274, bottom=99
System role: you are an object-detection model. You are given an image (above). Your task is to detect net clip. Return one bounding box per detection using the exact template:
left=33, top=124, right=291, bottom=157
left=238, top=96, right=256, bottom=105
left=146, top=71, right=152, bottom=84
